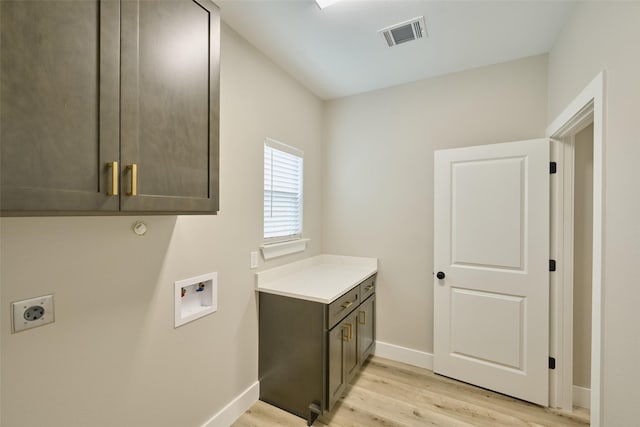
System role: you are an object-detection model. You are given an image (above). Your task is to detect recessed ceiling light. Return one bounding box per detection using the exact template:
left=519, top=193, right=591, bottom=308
left=315, top=0, right=343, bottom=10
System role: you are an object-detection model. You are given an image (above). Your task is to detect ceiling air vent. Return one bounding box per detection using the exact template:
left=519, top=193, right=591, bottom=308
left=379, top=16, right=427, bottom=47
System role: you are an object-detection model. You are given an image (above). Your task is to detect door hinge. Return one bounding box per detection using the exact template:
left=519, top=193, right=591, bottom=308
left=549, top=259, right=556, bottom=272
left=549, top=357, right=556, bottom=370
left=550, top=162, right=557, bottom=174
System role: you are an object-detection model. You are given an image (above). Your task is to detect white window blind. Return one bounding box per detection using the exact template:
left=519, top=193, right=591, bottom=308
left=264, top=139, right=303, bottom=242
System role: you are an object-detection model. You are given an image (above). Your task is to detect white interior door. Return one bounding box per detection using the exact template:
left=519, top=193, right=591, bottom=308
left=433, top=139, right=550, bottom=406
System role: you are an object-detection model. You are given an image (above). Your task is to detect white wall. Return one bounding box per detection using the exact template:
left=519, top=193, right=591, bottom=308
left=548, top=2, right=640, bottom=424
left=573, top=124, right=593, bottom=389
left=323, top=55, right=548, bottom=354
left=0, top=23, right=324, bottom=427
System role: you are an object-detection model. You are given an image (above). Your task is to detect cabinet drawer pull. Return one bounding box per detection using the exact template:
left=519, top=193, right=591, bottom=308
left=359, top=310, right=366, bottom=325
left=107, top=161, right=118, bottom=196
left=127, top=164, right=138, bottom=196
left=365, top=284, right=374, bottom=292
left=341, top=301, right=353, bottom=309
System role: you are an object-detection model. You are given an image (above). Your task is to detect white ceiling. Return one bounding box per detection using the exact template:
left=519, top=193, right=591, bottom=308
left=217, top=0, right=577, bottom=100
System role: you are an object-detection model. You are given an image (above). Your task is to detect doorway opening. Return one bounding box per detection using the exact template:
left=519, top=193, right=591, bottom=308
left=572, top=123, right=593, bottom=414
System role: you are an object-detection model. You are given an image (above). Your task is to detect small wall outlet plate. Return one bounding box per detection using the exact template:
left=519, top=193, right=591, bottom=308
left=250, top=251, right=259, bottom=269
left=12, top=294, right=55, bottom=333
left=174, top=272, right=217, bottom=328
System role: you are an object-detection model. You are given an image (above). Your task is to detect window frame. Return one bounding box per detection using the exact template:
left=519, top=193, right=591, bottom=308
left=263, top=138, right=304, bottom=245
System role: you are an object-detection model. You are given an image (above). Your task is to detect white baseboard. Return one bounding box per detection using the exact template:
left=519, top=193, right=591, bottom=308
left=573, top=385, right=591, bottom=410
left=201, top=381, right=259, bottom=427
left=374, top=340, right=433, bottom=370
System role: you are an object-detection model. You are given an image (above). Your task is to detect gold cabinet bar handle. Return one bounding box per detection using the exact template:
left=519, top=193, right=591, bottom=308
left=359, top=310, right=366, bottom=325
left=341, top=301, right=353, bottom=309
left=342, top=325, right=350, bottom=342
left=107, top=161, right=118, bottom=196
left=127, top=164, right=138, bottom=196
left=365, top=284, right=374, bottom=291
left=348, top=323, right=353, bottom=341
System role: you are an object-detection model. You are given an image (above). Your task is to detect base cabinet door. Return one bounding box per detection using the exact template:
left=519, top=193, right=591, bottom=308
left=358, top=295, right=376, bottom=365
left=344, top=311, right=359, bottom=383
left=328, top=319, right=347, bottom=411
left=328, top=311, right=358, bottom=411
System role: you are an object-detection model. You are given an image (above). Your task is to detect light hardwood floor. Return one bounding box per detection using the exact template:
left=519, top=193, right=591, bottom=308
left=233, top=357, right=590, bottom=427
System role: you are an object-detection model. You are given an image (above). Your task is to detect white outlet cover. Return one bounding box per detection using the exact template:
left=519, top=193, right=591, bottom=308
left=12, top=294, right=55, bottom=333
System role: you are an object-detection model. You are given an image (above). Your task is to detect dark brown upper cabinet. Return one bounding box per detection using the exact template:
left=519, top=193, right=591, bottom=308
left=0, top=0, right=220, bottom=216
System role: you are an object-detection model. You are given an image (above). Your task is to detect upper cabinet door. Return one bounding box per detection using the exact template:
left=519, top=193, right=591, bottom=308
left=0, top=0, right=120, bottom=213
left=120, top=0, right=220, bottom=213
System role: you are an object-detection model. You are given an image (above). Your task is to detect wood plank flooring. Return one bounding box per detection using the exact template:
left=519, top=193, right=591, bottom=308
left=232, top=357, right=590, bottom=427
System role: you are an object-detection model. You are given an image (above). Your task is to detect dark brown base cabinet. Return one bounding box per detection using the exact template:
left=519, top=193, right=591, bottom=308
left=0, top=0, right=219, bottom=216
left=259, top=275, right=376, bottom=426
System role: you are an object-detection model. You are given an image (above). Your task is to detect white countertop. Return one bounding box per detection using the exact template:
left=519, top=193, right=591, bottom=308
left=255, top=254, right=378, bottom=304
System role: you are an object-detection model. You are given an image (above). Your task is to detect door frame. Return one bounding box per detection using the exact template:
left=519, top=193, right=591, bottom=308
left=546, top=72, right=605, bottom=425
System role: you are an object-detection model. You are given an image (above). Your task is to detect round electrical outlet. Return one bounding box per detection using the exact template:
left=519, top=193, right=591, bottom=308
left=24, top=305, right=45, bottom=321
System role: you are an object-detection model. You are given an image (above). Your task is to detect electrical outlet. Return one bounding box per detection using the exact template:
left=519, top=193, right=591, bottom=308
left=12, top=294, right=55, bottom=333
left=250, top=251, right=259, bottom=269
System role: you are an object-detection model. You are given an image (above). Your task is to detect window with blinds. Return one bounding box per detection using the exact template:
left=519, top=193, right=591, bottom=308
left=264, top=139, right=303, bottom=242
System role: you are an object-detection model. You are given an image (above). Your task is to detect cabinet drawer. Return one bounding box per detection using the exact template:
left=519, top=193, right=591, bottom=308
left=359, top=274, right=376, bottom=301
left=328, top=287, right=359, bottom=329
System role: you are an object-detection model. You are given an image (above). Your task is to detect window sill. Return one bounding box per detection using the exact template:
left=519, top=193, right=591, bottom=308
left=261, top=238, right=310, bottom=260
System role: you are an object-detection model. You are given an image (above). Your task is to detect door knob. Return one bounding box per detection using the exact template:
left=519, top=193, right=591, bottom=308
left=436, top=271, right=446, bottom=280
